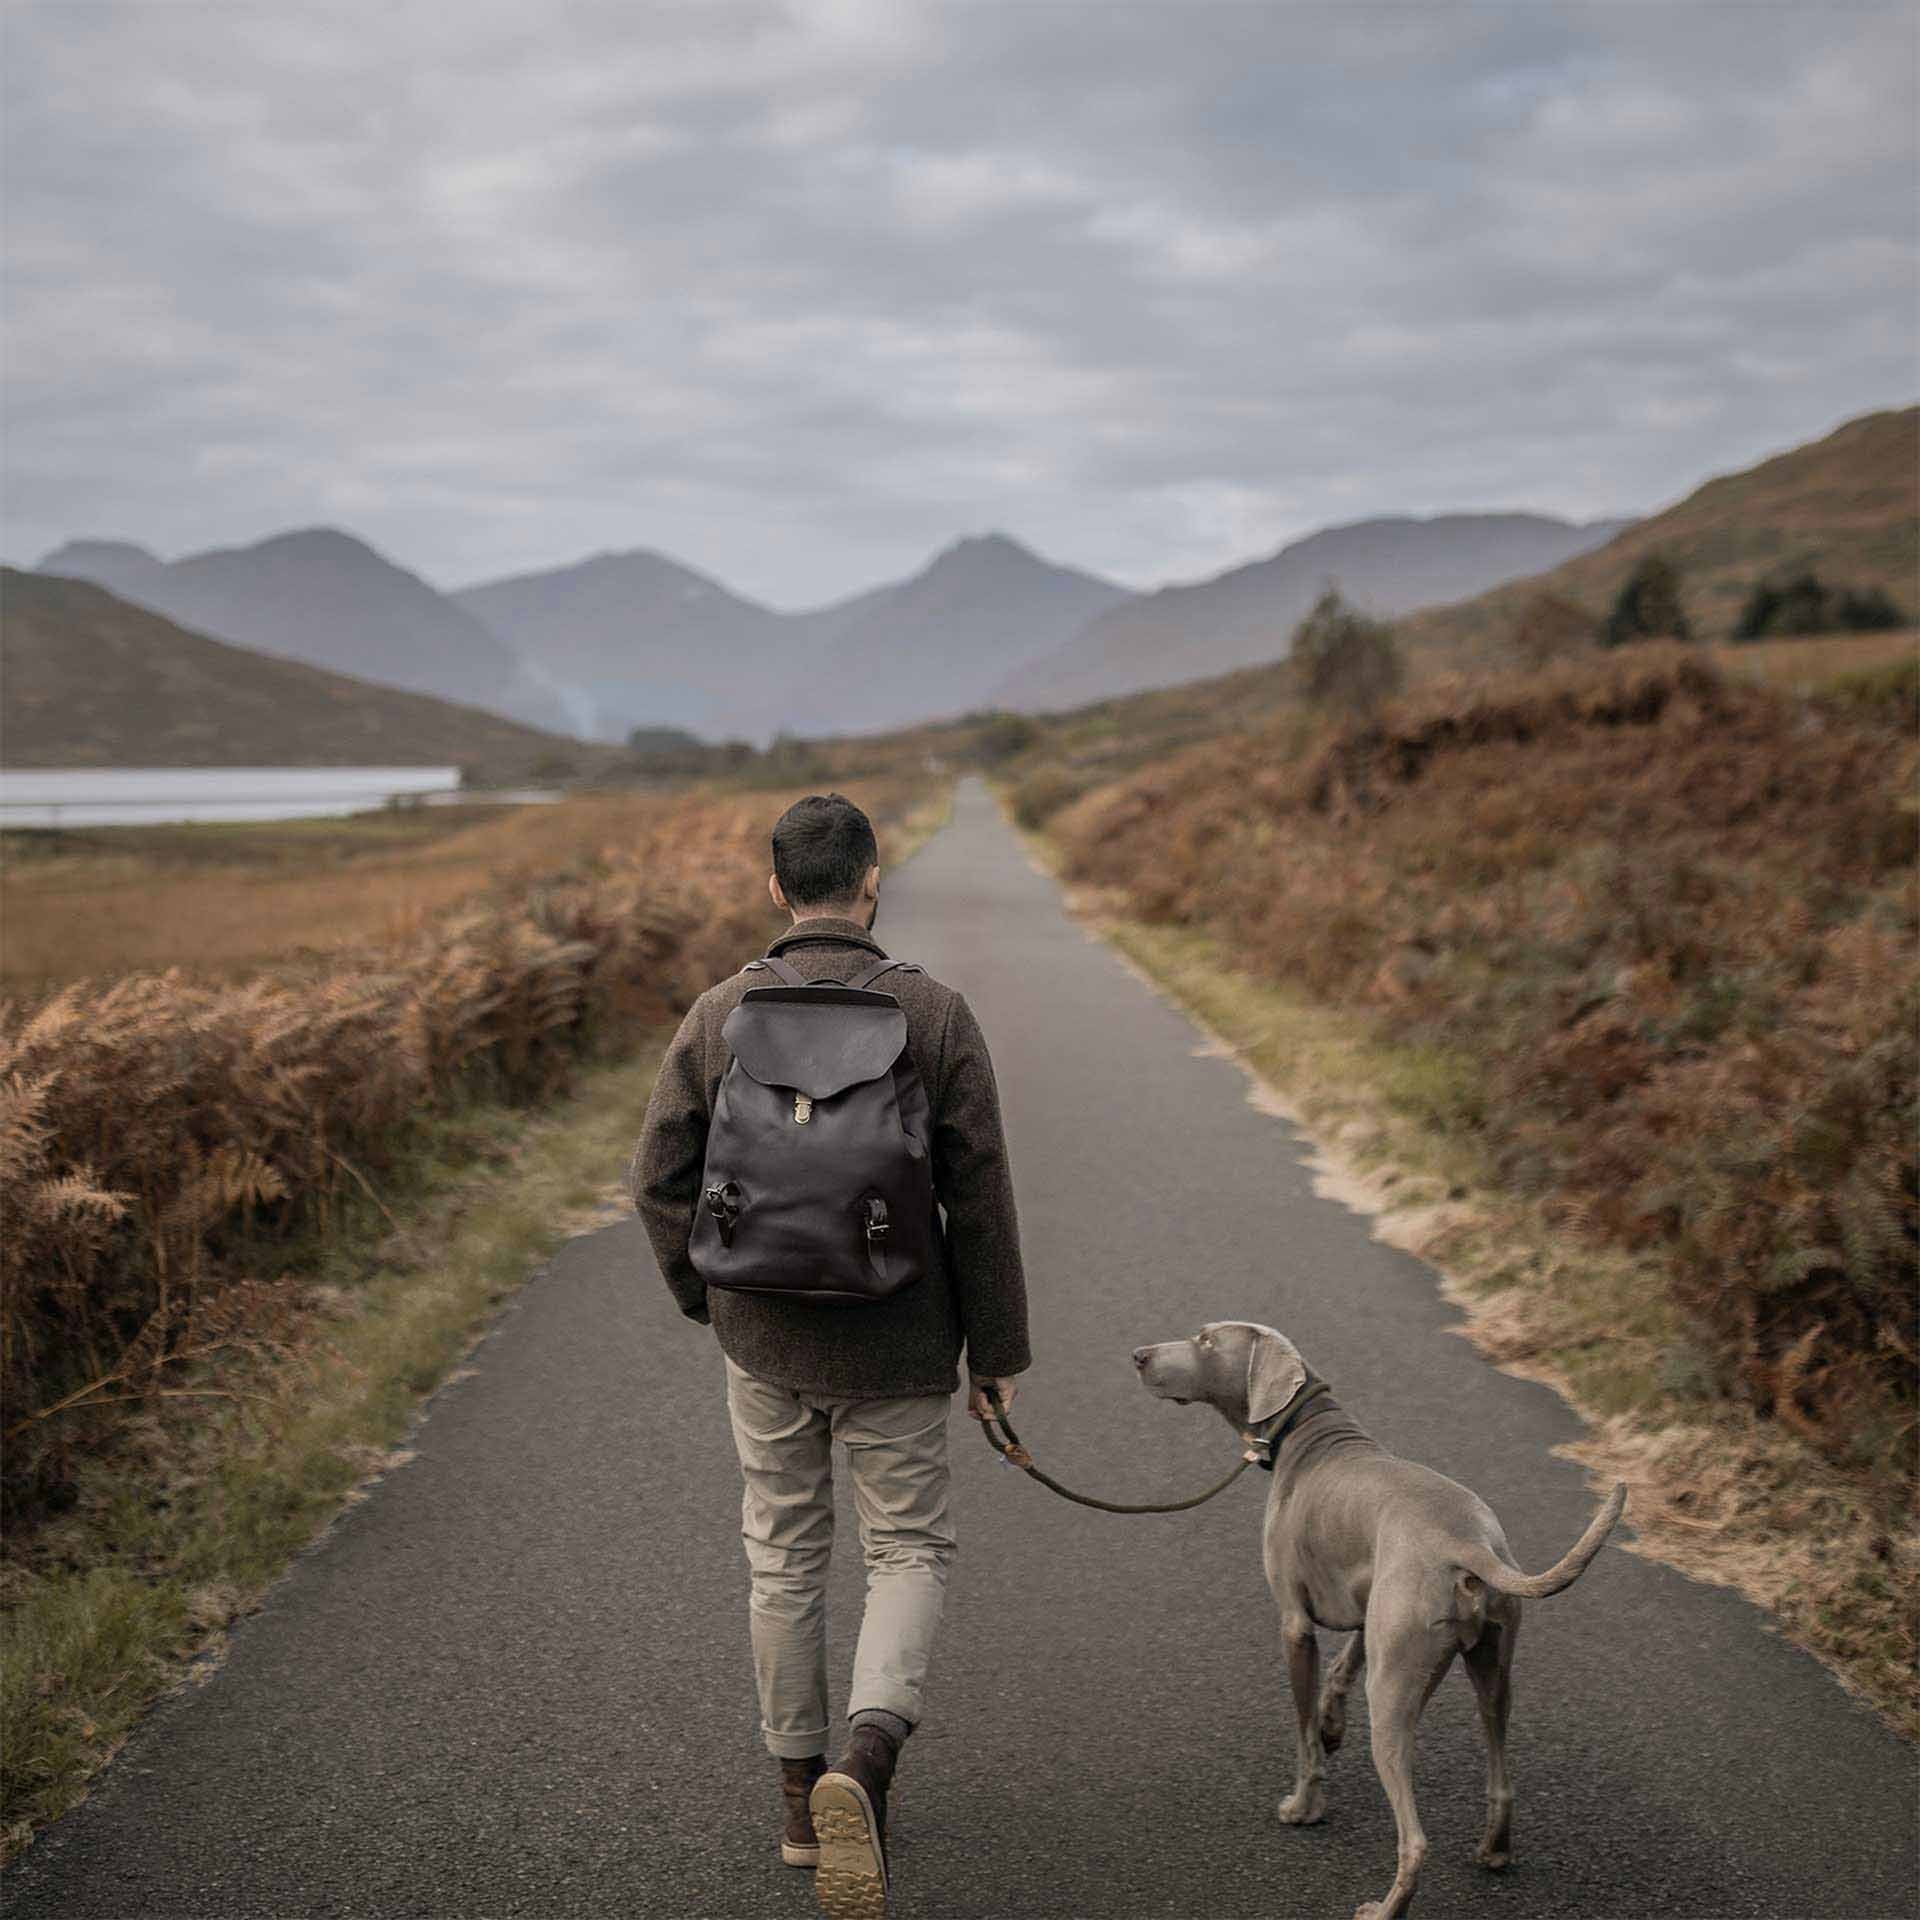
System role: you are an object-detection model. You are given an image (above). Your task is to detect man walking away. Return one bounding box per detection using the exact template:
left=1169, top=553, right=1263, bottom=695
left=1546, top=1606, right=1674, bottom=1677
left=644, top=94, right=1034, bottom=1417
left=629, top=792, right=1031, bottom=1918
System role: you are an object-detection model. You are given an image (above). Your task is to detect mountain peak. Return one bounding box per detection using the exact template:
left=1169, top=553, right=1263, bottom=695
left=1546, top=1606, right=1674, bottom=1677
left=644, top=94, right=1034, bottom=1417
left=36, top=536, right=163, bottom=574
left=248, top=525, right=387, bottom=562
left=930, top=530, right=1031, bottom=566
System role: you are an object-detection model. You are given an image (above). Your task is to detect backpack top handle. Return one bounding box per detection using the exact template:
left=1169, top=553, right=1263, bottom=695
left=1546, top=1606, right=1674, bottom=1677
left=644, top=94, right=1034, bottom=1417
left=744, top=955, right=922, bottom=993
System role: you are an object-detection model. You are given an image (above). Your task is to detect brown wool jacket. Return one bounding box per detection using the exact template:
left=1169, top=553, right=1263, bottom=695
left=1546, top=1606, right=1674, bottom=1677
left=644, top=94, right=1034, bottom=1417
left=627, top=915, right=1032, bottom=1398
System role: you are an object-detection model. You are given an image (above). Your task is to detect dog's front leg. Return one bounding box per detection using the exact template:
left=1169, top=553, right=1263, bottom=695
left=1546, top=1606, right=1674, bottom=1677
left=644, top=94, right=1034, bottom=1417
left=1276, top=1615, right=1328, bottom=1825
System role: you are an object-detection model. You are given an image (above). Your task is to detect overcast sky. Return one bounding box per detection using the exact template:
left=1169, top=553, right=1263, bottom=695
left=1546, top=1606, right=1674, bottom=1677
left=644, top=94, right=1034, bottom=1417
left=4, top=1, right=1914, bottom=609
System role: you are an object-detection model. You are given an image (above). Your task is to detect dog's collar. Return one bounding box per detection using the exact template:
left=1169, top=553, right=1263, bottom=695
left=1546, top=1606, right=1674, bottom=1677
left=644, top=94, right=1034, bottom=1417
left=1243, top=1381, right=1337, bottom=1472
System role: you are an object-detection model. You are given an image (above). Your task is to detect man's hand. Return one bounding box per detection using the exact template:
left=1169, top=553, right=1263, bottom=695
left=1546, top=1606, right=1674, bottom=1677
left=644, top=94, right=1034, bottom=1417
left=967, top=1375, right=1019, bottom=1421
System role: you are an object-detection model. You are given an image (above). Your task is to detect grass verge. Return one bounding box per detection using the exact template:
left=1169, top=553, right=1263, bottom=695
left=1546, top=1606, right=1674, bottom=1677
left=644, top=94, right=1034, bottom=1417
left=1059, top=900, right=1916, bottom=1741
left=0, top=1043, right=666, bottom=1861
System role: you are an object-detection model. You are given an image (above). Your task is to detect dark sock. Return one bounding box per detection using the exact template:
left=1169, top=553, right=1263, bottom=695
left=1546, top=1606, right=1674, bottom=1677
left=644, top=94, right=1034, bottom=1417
left=849, top=1708, right=912, bottom=1746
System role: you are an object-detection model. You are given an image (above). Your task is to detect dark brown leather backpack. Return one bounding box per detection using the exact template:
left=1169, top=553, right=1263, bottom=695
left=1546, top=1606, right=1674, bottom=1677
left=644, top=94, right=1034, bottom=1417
left=689, top=955, right=936, bottom=1304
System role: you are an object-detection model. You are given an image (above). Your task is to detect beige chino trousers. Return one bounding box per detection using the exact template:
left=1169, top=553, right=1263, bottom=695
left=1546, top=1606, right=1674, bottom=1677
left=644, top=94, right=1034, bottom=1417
left=722, top=1355, right=956, bottom=1759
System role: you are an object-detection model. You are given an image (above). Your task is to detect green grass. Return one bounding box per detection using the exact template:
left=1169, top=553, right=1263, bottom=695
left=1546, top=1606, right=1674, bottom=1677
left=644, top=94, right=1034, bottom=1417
left=1, top=1044, right=666, bottom=1859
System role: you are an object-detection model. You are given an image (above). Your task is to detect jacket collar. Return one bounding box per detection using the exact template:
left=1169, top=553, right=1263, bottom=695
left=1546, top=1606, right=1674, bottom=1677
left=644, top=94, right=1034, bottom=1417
left=766, top=915, right=887, bottom=960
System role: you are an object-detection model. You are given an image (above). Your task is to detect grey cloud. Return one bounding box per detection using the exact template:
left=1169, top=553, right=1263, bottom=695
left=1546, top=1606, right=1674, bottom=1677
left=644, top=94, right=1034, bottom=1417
left=4, top=1, right=1913, bottom=605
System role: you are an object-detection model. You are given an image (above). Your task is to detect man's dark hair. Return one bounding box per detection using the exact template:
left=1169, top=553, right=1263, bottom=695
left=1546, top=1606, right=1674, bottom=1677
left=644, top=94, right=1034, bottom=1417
left=771, top=793, right=878, bottom=908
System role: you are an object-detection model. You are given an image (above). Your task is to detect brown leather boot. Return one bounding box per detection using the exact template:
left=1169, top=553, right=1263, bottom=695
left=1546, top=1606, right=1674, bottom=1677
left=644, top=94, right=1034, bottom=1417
left=780, top=1756, right=827, bottom=1868
left=809, top=1725, right=899, bottom=1918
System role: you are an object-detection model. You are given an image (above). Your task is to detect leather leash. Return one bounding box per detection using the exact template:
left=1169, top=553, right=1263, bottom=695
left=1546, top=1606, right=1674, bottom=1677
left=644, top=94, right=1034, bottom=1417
left=975, top=1382, right=1328, bottom=1515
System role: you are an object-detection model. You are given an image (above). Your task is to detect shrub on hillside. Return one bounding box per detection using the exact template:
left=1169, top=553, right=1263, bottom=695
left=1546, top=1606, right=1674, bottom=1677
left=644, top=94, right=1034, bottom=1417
left=1838, top=585, right=1908, bottom=630
left=1602, top=553, right=1693, bottom=647
left=1734, top=568, right=1909, bottom=640
left=1290, top=586, right=1406, bottom=716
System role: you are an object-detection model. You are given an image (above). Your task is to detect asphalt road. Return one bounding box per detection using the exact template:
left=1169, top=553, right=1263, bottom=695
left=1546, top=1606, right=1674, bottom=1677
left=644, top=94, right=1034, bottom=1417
left=8, top=779, right=1915, bottom=1920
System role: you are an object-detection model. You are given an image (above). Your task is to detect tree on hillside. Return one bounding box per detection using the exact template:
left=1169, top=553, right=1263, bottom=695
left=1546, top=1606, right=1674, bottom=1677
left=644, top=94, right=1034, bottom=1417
left=1734, top=568, right=1908, bottom=640
left=1507, top=590, right=1601, bottom=671
left=1602, top=553, right=1693, bottom=648
left=1290, top=584, right=1405, bottom=716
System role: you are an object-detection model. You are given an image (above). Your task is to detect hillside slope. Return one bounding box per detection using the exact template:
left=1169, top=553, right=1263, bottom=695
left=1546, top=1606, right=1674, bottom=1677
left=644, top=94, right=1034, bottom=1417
left=36, top=528, right=572, bottom=735
left=0, top=569, right=592, bottom=779
left=1399, top=406, right=1919, bottom=666
left=454, top=549, right=790, bottom=744
left=998, top=512, right=1631, bottom=712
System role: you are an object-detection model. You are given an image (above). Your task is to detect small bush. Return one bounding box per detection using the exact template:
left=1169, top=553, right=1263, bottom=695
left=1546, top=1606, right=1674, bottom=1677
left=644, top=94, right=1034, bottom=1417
left=1836, top=585, right=1907, bottom=630
left=1603, top=553, right=1693, bottom=648
left=1290, top=585, right=1406, bottom=716
left=1736, top=568, right=1910, bottom=640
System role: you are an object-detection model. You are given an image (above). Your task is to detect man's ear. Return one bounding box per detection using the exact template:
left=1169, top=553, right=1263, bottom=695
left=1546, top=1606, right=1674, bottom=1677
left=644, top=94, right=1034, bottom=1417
left=768, top=872, right=788, bottom=913
left=1246, top=1329, right=1307, bottom=1426
left=862, top=864, right=880, bottom=901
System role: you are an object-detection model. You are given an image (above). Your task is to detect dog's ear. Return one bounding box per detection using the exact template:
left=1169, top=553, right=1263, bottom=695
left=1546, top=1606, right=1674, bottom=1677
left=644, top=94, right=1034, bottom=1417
left=1246, top=1329, right=1308, bottom=1426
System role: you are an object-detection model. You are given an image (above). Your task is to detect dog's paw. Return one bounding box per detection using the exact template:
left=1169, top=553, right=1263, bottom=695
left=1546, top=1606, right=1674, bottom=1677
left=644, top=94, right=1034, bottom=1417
left=1476, top=1840, right=1512, bottom=1872
left=1353, top=1904, right=1392, bottom=1920
left=1276, top=1784, right=1326, bottom=1826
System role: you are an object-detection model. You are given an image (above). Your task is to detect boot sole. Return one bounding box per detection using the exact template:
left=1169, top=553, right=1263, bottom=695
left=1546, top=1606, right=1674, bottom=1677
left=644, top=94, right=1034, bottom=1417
left=810, top=1773, right=887, bottom=1919
left=781, top=1840, right=821, bottom=1868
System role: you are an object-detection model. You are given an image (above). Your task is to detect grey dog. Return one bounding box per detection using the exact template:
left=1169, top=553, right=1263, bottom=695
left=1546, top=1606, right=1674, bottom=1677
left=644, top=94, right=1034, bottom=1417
left=1133, top=1321, right=1626, bottom=1920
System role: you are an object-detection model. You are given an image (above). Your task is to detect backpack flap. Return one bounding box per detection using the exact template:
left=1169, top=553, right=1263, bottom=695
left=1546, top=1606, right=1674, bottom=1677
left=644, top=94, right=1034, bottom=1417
left=721, top=988, right=908, bottom=1099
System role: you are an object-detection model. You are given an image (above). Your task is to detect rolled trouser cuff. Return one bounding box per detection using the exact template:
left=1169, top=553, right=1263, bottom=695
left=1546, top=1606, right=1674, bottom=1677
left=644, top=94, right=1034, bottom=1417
left=763, top=1722, right=832, bottom=1760
left=845, top=1685, right=922, bottom=1727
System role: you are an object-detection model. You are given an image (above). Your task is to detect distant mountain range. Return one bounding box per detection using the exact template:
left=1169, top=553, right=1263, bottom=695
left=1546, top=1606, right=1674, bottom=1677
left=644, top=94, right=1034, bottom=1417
left=0, top=568, right=596, bottom=781
left=24, top=405, right=1897, bottom=776
left=33, top=505, right=1640, bottom=748
left=451, top=532, right=1129, bottom=741
left=994, top=513, right=1635, bottom=713
left=17, top=407, right=1910, bottom=772
left=34, top=528, right=575, bottom=736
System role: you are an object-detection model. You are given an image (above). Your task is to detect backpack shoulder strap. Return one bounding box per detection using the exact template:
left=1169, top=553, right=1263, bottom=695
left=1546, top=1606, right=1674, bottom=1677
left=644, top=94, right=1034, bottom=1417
left=744, top=956, right=806, bottom=986
left=848, top=957, right=923, bottom=991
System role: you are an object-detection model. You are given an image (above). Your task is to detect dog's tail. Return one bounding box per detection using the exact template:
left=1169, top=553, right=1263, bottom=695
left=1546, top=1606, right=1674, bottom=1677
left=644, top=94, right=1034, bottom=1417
left=1462, top=1483, right=1628, bottom=1599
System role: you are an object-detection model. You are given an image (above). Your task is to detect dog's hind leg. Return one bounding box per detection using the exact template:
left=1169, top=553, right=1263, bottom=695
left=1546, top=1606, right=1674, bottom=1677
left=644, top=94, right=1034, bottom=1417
left=1276, top=1614, right=1328, bottom=1825
left=1318, top=1630, right=1365, bottom=1754
left=1353, top=1633, right=1454, bottom=1920
left=1463, top=1606, right=1520, bottom=1870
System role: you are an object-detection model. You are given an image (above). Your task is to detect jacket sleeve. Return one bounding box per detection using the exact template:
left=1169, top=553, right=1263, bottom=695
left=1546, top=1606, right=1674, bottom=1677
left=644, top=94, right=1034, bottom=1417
left=627, top=998, right=715, bottom=1325
left=931, top=991, right=1032, bottom=1378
